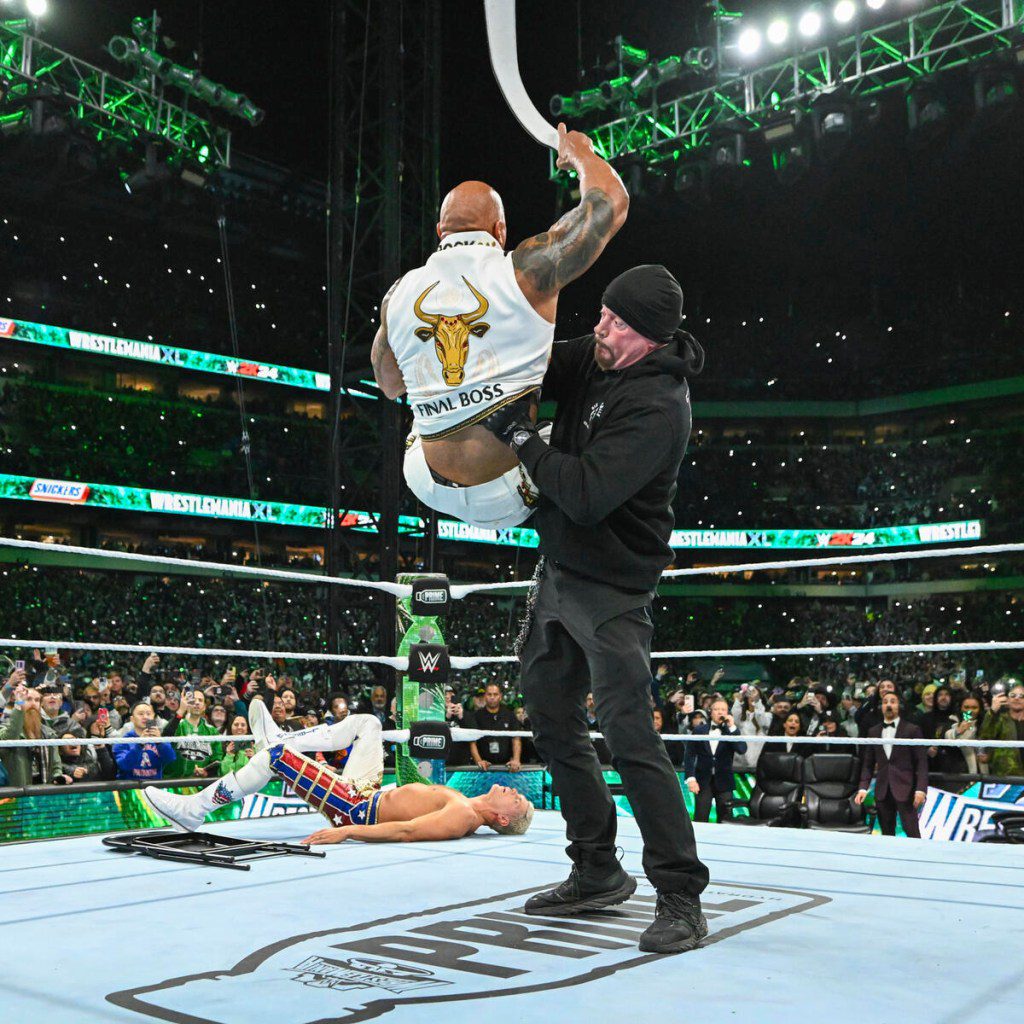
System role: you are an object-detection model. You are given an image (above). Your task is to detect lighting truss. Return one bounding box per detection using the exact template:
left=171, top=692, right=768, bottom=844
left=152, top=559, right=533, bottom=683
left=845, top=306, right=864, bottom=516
left=549, top=0, right=1023, bottom=177
left=0, top=18, right=231, bottom=166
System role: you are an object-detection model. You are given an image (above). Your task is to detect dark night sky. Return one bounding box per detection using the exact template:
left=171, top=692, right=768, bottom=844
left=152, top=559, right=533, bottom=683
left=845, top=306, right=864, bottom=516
left=41, top=3, right=706, bottom=186
left=36, top=1, right=1024, bottom=319
left=40, top=2, right=707, bottom=224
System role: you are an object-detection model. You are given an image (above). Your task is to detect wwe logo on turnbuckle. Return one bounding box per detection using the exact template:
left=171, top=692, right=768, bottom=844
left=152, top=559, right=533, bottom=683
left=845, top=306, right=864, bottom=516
left=417, top=650, right=443, bottom=673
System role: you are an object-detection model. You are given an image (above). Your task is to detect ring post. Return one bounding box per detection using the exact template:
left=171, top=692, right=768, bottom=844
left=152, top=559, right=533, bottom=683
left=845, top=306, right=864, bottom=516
left=395, top=573, right=451, bottom=785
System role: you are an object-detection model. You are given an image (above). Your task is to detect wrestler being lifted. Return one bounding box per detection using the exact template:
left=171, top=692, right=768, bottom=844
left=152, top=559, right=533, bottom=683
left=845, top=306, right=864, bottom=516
left=142, top=701, right=533, bottom=843
left=375, top=123, right=629, bottom=530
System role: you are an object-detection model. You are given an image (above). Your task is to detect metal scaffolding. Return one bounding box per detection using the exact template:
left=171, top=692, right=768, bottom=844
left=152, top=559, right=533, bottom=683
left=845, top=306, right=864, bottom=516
left=0, top=18, right=230, bottom=167
left=550, top=0, right=1024, bottom=176
left=325, top=0, right=442, bottom=678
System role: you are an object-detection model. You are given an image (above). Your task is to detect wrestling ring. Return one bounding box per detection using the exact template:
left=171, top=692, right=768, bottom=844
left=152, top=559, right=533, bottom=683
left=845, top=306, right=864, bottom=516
left=2, top=4, right=1023, bottom=1019
left=1, top=536, right=1023, bottom=1024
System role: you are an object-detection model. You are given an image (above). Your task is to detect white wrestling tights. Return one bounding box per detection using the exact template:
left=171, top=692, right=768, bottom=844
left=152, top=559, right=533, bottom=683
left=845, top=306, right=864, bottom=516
left=194, top=713, right=384, bottom=813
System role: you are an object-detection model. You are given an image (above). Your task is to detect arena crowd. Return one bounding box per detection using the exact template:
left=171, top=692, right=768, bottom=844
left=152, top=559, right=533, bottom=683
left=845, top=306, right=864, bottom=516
left=1, top=569, right=1021, bottom=790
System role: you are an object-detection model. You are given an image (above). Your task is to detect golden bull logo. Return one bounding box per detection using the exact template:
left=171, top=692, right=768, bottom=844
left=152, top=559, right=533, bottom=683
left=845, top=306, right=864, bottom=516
left=106, top=880, right=827, bottom=1024
left=412, top=277, right=491, bottom=386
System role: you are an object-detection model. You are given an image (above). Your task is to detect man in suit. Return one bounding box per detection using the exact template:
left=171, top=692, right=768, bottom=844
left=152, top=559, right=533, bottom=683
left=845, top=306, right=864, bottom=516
left=683, top=698, right=747, bottom=823
left=855, top=691, right=928, bottom=838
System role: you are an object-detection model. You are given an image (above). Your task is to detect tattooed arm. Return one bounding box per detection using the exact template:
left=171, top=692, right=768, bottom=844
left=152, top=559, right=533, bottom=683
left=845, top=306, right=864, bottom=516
left=371, top=278, right=406, bottom=399
left=513, top=123, right=629, bottom=322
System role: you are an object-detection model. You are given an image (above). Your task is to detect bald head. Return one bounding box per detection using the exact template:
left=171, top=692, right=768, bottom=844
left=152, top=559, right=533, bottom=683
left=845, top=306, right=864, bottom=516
left=438, top=181, right=506, bottom=246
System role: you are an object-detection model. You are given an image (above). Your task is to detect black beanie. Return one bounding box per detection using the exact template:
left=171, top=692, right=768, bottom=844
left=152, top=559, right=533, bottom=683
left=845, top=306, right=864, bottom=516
left=601, top=264, right=684, bottom=344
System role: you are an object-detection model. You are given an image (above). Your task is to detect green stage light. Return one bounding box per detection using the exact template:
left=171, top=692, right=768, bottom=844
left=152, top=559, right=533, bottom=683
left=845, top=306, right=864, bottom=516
left=626, top=55, right=686, bottom=96
left=600, top=75, right=633, bottom=104
left=107, top=33, right=264, bottom=126
left=683, top=47, right=717, bottom=73
left=549, top=87, right=606, bottom=118
left=615, top=37, right=650, bottom=68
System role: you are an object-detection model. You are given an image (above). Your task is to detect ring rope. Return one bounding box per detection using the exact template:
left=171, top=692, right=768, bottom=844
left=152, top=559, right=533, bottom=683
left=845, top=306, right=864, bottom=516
left=3, top=637, right=1022, bottom=671
left=1, top=731, right=1022, bottom=750
left=0, top=637, right=406, bottom=669
left=5, top=536, right=1022, bottom=602
left=449, top=541, right=1024, bottom=597
left=451, top=640, right=1024, bottom=669
left=0, top=537, right=411, bottom=597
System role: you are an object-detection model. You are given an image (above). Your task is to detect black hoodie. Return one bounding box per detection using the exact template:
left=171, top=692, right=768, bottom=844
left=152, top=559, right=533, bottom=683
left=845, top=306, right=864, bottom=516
left=516, top=332, right=704, bottom=592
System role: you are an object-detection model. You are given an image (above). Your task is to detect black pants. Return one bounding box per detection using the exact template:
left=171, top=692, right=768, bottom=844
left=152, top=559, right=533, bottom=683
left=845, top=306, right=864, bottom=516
left=693, top=781, right=733, bottom=824
left=875, top=788, right=921, bottom=838
left=520, top=565, right=709, bottom=897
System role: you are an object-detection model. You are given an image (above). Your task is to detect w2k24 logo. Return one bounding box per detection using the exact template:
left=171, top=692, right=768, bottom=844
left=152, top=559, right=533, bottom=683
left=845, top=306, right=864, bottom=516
left=107, top=880, right=827, bottom=1024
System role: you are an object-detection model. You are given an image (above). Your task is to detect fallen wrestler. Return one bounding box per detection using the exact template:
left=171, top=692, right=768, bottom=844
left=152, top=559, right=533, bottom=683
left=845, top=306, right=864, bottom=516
left=142, top=700, right=533, bottom=843
left=372, top=122, right=628, bottom=530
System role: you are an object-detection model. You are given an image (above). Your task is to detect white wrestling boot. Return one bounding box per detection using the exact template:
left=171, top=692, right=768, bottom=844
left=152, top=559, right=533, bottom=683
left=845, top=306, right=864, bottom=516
left=248, top=697, right=285, bottom=751
left=142, top=786, right=208, bottom=832
left=143, top=751, right=277, bottom=831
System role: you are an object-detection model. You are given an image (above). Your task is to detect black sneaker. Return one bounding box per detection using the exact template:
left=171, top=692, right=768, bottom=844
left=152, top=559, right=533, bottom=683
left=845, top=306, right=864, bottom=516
left=524, top=864, right=637, bottom=917
left=638, top=892, right=708, bottom=953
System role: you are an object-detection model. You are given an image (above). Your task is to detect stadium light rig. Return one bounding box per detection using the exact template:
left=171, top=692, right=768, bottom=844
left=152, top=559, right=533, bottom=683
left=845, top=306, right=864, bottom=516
left=108, top=16, right=264, bottom=126
left=1, top=0, right=48, bottom=18
left=726, top=0, right=917, bottom=62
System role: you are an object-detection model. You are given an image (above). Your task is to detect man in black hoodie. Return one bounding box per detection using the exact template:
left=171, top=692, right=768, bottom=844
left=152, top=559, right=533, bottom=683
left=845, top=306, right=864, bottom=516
left=480, top=264, right=709, bottom=955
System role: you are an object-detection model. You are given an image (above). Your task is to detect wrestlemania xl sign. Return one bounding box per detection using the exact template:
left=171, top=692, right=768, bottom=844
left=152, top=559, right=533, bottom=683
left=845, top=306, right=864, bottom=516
left=108, top=880, right=825, bottom=1023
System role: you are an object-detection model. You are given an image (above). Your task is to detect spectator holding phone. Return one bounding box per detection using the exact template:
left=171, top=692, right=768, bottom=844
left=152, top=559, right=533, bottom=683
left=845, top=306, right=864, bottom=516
left=944, top=694, right=983, bottom=775
left=796, top=686, right=828, bottom=736
left=730, top=683, right=772, bottom=772
left=979, top=681, right=1024, bottom=776
left=0, top=682, right=64, bottom=786
left=219, top=715, right=256, bottom=775
left=163, top=689, right=223, bottom=779
left=137, top=652, right=162, bottom=698
left=114, top=702, right=176, bottom=781
left=86, top=714, right=117, bottom=780
left=2, top=662, right=27, bottom=702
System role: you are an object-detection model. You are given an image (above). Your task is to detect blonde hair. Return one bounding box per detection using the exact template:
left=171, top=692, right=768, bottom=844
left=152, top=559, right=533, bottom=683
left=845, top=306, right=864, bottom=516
left=490, top=802, right=535, bottom=836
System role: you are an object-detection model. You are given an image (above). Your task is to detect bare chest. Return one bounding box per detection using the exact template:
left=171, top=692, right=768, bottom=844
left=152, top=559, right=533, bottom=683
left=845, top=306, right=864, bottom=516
left=377, top=784, right=460, bottom=823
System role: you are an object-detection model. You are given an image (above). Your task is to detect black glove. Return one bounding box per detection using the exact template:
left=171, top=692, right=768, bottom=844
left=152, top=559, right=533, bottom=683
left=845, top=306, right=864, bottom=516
left=478, top=396, right=537, bottom=453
